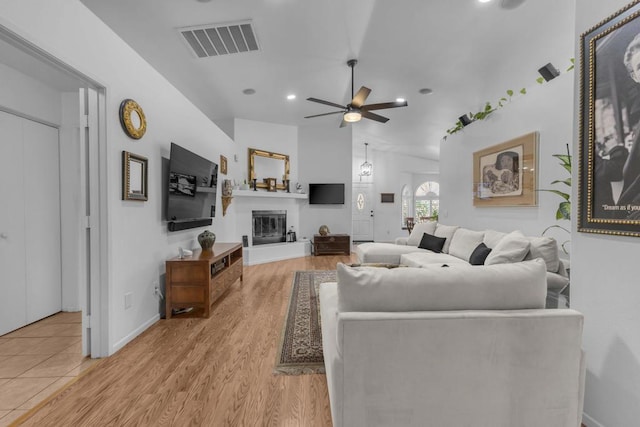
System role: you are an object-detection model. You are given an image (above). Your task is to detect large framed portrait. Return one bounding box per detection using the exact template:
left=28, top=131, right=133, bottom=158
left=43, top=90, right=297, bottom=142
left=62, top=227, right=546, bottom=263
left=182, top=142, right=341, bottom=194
left=473, top=132, right=538, bottom=207
left=579, top=0, right=640, bottom=236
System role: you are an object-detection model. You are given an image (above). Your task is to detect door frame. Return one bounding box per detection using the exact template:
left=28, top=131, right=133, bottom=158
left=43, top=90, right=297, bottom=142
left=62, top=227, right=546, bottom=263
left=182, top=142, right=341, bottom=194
left=0, top=24, right=110, bottom=357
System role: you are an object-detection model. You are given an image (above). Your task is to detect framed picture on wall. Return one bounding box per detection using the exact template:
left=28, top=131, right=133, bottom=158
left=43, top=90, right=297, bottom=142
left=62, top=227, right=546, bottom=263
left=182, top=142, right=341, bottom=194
left=578, top=0, right=640, bottom=237
left=122, top=151, right=148, bottom=201
left=220, top=155, right=228, bottom=175
left=380, top=193, right=395, bottom=203
left=472, top=132, right=538, bottom=207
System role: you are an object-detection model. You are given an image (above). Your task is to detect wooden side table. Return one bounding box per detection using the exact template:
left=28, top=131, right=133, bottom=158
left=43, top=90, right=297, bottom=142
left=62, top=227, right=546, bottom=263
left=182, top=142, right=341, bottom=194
left=313, top=234, right=351, bottom=255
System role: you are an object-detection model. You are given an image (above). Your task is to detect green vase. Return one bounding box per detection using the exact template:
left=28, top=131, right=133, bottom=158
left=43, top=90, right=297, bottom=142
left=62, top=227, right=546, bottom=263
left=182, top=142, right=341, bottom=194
left=198, top=230, right=216, bottom=251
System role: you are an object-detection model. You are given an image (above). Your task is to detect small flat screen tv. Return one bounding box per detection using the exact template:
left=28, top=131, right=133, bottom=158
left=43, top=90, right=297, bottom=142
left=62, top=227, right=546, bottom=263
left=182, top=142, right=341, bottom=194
left=309, top=183, right=345, bottom=205
left=166, top=143, right=218, bottom=221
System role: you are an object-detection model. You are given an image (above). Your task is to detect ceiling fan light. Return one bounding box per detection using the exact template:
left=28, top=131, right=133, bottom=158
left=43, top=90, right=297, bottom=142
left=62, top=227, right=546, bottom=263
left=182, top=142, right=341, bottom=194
left=344, top=111, right=362, bottom=122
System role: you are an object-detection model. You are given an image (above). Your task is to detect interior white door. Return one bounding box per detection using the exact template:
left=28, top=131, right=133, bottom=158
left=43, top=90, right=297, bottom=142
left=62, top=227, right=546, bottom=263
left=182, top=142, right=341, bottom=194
left=352, top=183, right=374, bottom=241
left=0, top=111, right=61, bottom=335
left=23, top=119, right=62, bottom=323
left=0, top=111, right=28, bottom=335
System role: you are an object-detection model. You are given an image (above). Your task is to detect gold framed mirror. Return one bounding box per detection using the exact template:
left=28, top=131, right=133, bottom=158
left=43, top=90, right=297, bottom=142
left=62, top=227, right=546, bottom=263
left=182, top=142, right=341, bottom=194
left=122, top=151, right=148, bottom=201
left=248, top=148, right=290, bottom=190
left=119, top=99, right=147, bottom=139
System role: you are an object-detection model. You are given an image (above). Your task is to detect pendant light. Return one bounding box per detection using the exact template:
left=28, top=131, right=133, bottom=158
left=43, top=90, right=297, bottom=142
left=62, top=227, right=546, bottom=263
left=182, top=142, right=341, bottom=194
left=360, top=142, right=372, bottom=176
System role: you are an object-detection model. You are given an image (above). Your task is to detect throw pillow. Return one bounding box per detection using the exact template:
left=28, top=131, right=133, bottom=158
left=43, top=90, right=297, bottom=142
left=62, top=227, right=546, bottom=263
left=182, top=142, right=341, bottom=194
left=407, top=221, right=437, bottom=246
left=448, top=228, right=485, bottom=260
left=469, top=242, right=492, bottom=265
left=433, top=224, right=460, bottom=253
left=484, top=230, right=531, bottom=265
left=483, top=229, right=507, bottom=249
left=524, top=236, right=560, bottom=272
left=418, top=233, right=446, bottom=253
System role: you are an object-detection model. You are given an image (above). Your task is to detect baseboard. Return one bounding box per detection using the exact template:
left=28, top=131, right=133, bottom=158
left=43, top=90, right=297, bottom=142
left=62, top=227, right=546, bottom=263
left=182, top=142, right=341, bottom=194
left=111, top=313, right=160, bottom=355
left=582, top=412, right=605, bottom=427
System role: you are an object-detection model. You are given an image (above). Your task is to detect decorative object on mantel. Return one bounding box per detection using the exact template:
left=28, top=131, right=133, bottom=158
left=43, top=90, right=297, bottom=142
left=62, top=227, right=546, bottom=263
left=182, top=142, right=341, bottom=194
left=318, top=225, right=330, bottom=236
left=122, top=151, right=148, bottom=201
left=119, top=99, right=147, bottom=139
left=197, top=230, right=216, bottom=251
left=295, top=182, right=303, bottom=193
left=359, top=142, right=373, bottom=177
left=283, top=179, right=290, bottom=193
left=220, top=155, right=228, bottom=175
left=265, top=177, right=277, bottom=192
left=240, top=180, right=250, bottom=190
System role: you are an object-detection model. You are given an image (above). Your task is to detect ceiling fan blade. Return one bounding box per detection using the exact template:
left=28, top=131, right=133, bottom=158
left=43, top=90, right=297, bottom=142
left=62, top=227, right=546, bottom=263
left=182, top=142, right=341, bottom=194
left=361, top=110, right=389, bottom=123
left=351, top=86, right=371, bottom=108
left=307, top=97, right=347, bottom=110
left=304, top=111, right=345, bottom=119
left=339, top=117, right=349, bottom=128
left=362, top=100, right=408, bottom=111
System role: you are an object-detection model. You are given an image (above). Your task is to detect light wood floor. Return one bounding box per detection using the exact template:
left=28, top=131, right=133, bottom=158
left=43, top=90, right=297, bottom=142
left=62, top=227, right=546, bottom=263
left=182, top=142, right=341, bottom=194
left=15, top=254, right=355, bottom=426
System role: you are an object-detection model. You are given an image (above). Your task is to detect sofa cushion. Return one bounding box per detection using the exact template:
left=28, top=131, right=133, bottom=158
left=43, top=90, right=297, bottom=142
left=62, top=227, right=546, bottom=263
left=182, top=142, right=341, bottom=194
left=336, top=259, right=547, bottom=312
left=485, top=230, right=530, bottom=265
left=355, top=242, right=432, bottom=265
left=546, top=271, right=570, bottom=292
left=400, top=252, right=470, bottom=267
left=407, top=221, right=437, bottom=246
left=448, top=228, right=485, bottom=260
left=418, top=233, right=446, bottom=253
left=483, top=229, right=507, bottom=249
left=524, top=236, right=560, bottom=272
left=469, top=243, right=492, bottom=265
left=434, top=224, right=460, bottom=253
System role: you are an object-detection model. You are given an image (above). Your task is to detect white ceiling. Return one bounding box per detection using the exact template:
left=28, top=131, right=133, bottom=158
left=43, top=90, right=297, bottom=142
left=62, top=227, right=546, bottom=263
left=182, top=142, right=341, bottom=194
left=79, top=0, right=574, bottom=160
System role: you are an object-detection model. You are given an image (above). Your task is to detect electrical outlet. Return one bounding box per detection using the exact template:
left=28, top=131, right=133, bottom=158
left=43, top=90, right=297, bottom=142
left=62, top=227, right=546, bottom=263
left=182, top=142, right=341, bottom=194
left=124, top=292, right=133, bottom=310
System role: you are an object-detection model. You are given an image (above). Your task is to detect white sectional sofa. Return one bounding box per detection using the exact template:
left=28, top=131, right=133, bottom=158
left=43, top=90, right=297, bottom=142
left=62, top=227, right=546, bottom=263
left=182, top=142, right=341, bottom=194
left=320, top=260, right=585, bottom=427
left=354, top=221, right=570, bottom=295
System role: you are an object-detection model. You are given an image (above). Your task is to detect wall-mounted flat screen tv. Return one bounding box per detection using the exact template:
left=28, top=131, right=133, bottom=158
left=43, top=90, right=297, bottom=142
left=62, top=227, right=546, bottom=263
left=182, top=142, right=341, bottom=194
left=309, top=183, right=345, bottom=205
left=166, top=143, right=218, bottom=221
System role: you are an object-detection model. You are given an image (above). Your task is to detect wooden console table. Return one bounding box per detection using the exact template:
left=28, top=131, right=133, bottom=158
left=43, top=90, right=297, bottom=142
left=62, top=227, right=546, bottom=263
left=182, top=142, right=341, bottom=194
left=313, top=234, right=351, bottom=255
left=165, top=242, right=242, bottom=318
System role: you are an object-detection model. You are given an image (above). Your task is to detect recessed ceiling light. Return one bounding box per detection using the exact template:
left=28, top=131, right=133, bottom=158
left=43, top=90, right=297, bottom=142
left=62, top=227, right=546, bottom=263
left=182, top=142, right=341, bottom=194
left=242, top=88, right=256, bottom=95
left=419, top=88, right=433, bottom=95
left=478, top=0, right=492, bottom=3
left=396, top=97, right=406, bottom=103
left=287, top=94, right=296, bottom=100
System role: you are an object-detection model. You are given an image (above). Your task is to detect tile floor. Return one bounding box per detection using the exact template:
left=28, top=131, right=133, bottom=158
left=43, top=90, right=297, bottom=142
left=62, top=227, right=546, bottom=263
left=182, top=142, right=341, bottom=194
left=0, top=312, right=97, bottom=426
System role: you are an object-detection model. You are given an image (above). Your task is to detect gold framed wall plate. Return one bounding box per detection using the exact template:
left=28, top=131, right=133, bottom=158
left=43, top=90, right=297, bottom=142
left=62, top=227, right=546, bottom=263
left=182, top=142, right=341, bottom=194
left=119, top=99, right=147, bottom=139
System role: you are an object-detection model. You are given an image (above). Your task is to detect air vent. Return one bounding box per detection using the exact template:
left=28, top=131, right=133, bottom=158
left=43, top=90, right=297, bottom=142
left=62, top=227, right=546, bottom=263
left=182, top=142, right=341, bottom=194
left=179, top=20, right=260, bottom=58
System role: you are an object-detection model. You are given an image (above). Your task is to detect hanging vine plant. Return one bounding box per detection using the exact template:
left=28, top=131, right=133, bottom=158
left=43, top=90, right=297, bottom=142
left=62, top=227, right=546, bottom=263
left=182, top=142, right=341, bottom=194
left=445, top=59, right=575, bottom=137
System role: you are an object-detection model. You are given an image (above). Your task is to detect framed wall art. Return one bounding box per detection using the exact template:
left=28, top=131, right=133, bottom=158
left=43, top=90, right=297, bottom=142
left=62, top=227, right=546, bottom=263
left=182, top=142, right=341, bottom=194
left=579, top=0, right=640, bottom=237
left=122, top=151, right=148, bottom=201
left=473, top=132, right=538, bottom=207
left=220, top=155, right=228, bottom=175
left=380, top=193, right=395, bottom=203
left=119, top=99, right=146, bottom=139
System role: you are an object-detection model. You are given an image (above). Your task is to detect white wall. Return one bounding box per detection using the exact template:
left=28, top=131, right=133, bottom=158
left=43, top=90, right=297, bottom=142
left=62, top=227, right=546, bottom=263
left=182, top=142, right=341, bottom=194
left=352, top=146, right=439, bottom=242
left=574, top=2, right=640, bottom=426
left=0, top=0, right=237, bottom=355
left=298, top=124, right=352, bottom=240
left=440, top=72, right=574, bottom=247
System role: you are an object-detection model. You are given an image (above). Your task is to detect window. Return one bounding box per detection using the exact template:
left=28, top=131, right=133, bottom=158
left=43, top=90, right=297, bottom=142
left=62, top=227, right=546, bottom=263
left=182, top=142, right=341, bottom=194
left=415, top=181, right=439, bottom=221
left=401, top=185, right=412, bottom=227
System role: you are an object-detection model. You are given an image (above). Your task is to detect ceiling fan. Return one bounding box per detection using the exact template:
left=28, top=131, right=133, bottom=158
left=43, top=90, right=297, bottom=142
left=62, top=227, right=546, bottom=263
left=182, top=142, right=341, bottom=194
left=304, top=59, right=408, bottom=128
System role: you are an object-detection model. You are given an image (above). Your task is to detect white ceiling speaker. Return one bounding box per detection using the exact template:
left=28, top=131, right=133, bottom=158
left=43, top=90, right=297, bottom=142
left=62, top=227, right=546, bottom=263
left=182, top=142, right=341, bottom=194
left=500, top=0, right=527, bottom=10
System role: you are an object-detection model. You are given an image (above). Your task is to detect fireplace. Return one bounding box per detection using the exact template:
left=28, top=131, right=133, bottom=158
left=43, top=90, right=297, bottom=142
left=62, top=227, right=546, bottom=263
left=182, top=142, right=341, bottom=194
left=252, top=210, right=286, bottom=245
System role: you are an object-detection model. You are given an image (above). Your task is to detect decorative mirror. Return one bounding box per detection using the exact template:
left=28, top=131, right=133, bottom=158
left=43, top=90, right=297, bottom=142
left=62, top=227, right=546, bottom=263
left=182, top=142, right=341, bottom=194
left=248, top=148, right=290, bottom=190
left=122, top=151, right=148, bottom=201
left=119, top=99, right=147, bottom=139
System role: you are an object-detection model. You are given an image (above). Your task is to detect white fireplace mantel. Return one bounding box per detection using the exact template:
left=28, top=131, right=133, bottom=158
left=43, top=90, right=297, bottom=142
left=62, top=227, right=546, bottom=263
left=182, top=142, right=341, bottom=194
left=232, top=189, right=308, bottom=199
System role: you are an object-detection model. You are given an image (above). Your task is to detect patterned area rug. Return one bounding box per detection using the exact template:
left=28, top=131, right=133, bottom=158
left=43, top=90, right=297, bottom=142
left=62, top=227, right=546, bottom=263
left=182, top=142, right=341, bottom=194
left=274, top=270, right=337, bottom=375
